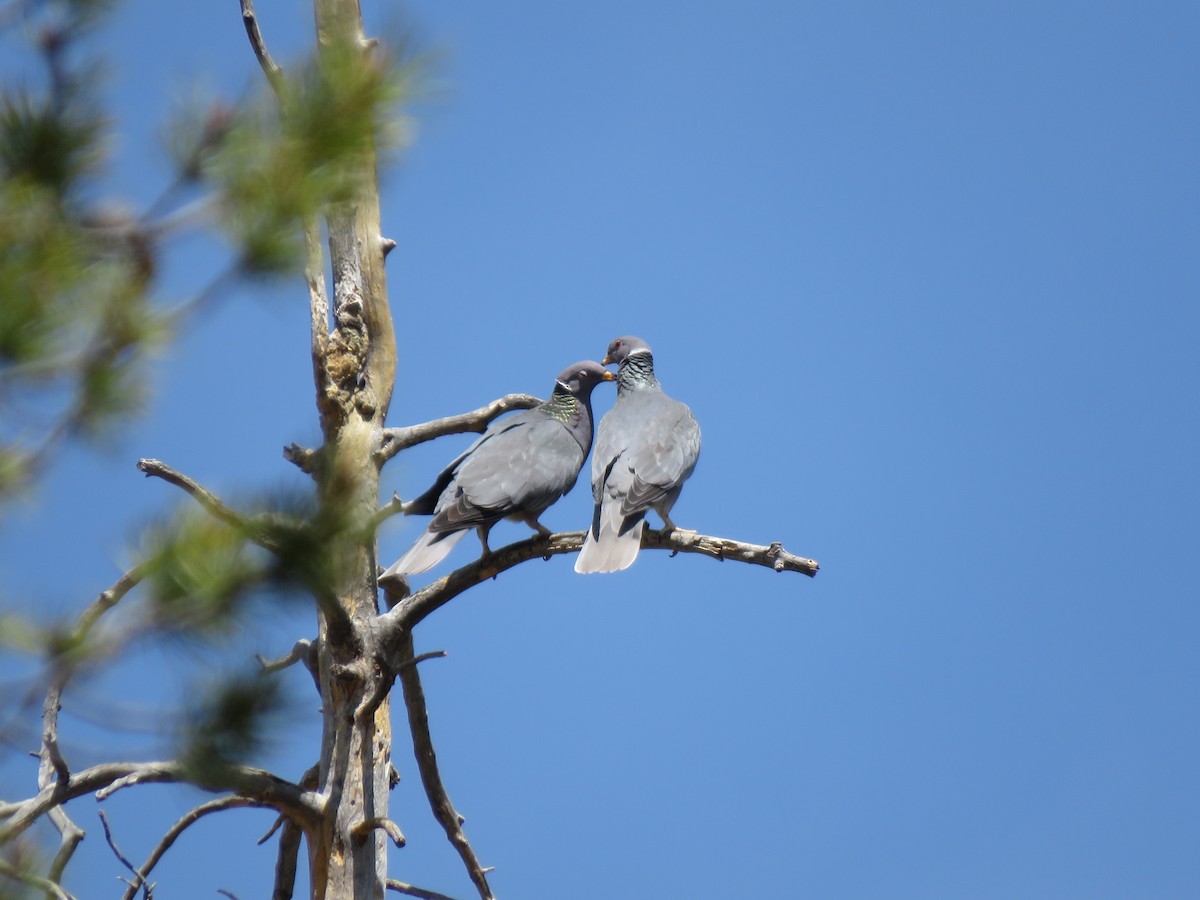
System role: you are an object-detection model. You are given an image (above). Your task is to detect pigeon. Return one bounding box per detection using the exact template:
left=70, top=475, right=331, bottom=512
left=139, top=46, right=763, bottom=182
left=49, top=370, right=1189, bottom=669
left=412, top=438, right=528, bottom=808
left=382, top=361, right=615, bottom=577
left=575, top=336, right=701, bottom=574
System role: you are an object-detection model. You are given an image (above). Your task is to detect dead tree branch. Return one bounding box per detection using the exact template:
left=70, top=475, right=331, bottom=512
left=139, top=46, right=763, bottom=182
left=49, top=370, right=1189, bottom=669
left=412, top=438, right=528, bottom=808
left=239, top=0, right=285, bottom=95
left=136, top=458, right=257, bottom=535
left=0, top=761, right=318, bottom=844
left=135, top=457, right=356, bottom=645
left=379, top=529, right=818, bottom=637
left=39, top=680, right=84, bottom=885
left=376, top=394, right=542, bottom=464
left=271, top=814, right=302, bottom=900
left=119, top=796, right=276, bottom=900
left=97, top=810, right=143, bottom=895
left=257, top=639, right=318, bottom=682
left=396, top=632, right=494, bottom=900
left=271, top=765, right=318, bottom=900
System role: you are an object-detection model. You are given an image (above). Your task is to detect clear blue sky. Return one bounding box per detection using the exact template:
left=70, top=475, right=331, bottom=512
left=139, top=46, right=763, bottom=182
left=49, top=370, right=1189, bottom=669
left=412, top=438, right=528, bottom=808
left=3, top=1, right=1199, bottom=897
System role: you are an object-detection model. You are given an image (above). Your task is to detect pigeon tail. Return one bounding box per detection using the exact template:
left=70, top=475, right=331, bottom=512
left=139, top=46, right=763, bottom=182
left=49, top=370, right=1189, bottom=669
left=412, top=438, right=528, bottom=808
left=383, top=528, right=468, bottom=577
left=575, top=502, right=645, bottom=573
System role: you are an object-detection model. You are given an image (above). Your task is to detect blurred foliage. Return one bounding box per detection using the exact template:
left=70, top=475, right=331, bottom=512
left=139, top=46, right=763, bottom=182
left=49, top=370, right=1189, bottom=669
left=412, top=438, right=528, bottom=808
left=0, top=1, right=419, bottom=886
left=203, top=36, right=415, bottom=275
left=1, top=0, right=417, bottom=499
left=179, top=668, right=287, bottom=779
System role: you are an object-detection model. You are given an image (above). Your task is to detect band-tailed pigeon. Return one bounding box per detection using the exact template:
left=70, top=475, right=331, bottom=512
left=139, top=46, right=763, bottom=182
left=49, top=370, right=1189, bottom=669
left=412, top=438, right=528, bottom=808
left=575, top=336, right=701, bottom=573
left=382, top=361, right=615, bottom=577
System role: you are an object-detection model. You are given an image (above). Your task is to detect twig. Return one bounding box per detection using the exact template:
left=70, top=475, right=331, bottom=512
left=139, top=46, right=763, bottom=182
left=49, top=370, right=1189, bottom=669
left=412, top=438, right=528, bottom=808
left=257, top=815, right=285, bottom=846
left=377, top=394, right=543, bottom=464
left=398, top=650, right=447, bottom=672
left=396, top=633, right=494, bottom=900
left=240, top=0, right=285, bottom=95
left=380, top=529, right=819, bottom=637
left=98, top=810, right=144, bottom=895
left=386, top=880, right=461, bottom=900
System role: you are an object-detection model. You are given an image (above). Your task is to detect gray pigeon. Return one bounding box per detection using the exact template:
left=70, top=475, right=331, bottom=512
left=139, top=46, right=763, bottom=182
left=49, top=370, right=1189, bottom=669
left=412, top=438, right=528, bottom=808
left=382, top=361, right=615, bottom=577
left=575, top=336, right=701, bottom=574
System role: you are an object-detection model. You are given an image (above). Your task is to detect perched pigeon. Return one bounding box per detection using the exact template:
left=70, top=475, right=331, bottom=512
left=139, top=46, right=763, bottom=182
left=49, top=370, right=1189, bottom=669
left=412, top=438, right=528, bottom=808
left=575, top=336, right=701, bottom=574
left=382, top=361, right=615, bottom=577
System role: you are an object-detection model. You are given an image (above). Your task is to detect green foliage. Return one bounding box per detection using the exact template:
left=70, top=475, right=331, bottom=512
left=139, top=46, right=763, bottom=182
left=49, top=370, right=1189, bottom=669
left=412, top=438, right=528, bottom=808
left=0, top=1, right=163, bottom=498
left=178, top=669, right=286, bottom=778
left=140, top=509, right=266, bottom=637
left=0, top=86, right=106, bottom=198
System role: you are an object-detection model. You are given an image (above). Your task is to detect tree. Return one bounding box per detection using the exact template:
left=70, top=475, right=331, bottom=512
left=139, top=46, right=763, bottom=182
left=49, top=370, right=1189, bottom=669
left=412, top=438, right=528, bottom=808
left=0, top=1, right=818, bottom=897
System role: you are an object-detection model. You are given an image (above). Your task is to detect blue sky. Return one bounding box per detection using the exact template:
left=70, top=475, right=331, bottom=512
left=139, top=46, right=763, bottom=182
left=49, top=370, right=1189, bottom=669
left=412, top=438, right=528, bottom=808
left=3, top=1, right=1199, bottom=897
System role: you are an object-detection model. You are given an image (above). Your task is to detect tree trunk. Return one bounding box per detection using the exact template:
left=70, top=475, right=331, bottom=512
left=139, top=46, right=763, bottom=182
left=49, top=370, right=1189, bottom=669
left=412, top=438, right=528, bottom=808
left=307, top=0, right=397, bottom=896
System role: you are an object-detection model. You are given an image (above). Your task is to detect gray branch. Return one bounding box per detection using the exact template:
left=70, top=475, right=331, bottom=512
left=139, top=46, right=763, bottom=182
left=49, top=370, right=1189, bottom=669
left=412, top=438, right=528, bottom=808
left=376, top=394, right=542, bottom=464
left=120, top=797, right=275, bottom=900
left=396, top=632, right=494, bottom=900
left=0, top=761, right=318, bottom=844
left=379, top=529, right=819, bottom=638
left=136, top=457, right=356, bottom=645
left=239, top=0, right=285, bottom=95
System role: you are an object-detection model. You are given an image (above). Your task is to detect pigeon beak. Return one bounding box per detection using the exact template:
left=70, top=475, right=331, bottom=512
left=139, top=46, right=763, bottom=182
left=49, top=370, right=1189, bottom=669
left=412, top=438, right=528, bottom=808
left=602, top=355, right=614, bottom=365
left=601, top=371, right=616, bottom=381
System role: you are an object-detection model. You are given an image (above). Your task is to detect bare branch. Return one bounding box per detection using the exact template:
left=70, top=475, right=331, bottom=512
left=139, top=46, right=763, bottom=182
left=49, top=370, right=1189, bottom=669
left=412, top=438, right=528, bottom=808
left=271, top=815, right=302, bottom=900
left=270, top=765, right=315, bottom=900
left=0, top=760, right=318, bottom=843
left=396, top=632, right=494, bottom=900
left=240, top=0, right=285, bottom=95
left=386, top=880, right=461, bottom=900
left=371, top=491, right=406, bottom=530
left=137, top=457, right=260, bottom=537
left=135, top=457, right=356, bottom=644
left=377, top=394, right=543, bottom=464
left=77, top=563, right=146, bottom=637
left=39, top=680, right=85, bottom=884
left=97, top=810, right=143, bottom=894
left=399, top=650, right=447, bottom=672
left=120, top=796, right=276, bottom=900
left=350, top=817, right=405, bottom=847
left=257, top=639, right=316, bottom=677
left=380, top=529, right=819, bottom=637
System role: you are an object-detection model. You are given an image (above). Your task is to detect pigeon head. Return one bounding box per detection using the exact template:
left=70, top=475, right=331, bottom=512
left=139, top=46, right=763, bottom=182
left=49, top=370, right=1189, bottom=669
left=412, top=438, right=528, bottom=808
left=555, top=360, right=616, bottom=398
left=602, top=336, right=652, bottom=366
